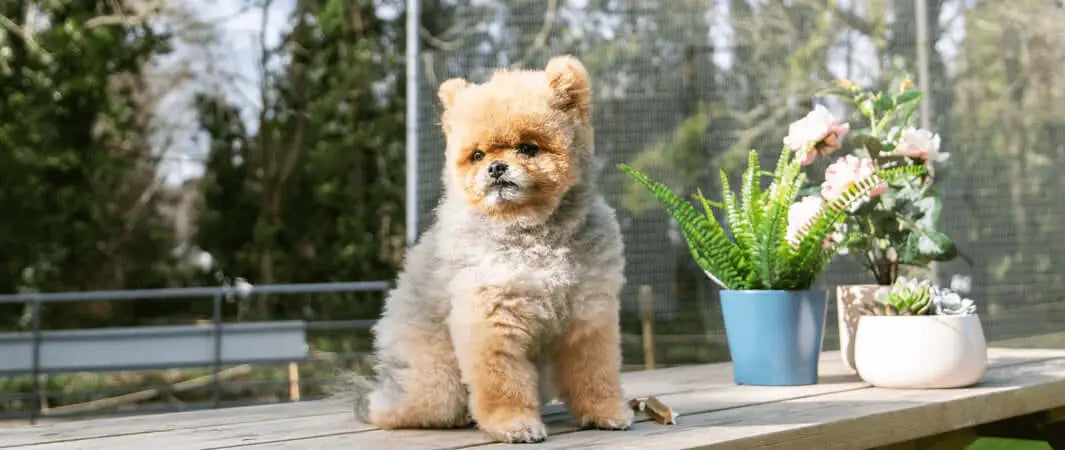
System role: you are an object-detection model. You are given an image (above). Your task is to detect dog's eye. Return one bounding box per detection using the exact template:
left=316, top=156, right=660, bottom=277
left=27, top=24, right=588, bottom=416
left=471, top=150, right=485, bottom=162
left=516, top=143, right=539, bottom=157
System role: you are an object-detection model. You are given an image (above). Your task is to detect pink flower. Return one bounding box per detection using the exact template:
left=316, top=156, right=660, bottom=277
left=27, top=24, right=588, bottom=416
left=782, top=105, right=850, bottom=165
left=821, top=155, right=887, bottom=202
left=895, top=127, right=947, bottom=176
left=786, top=195, right=825, bottom=246
left=895, top=128, right=941, bottom=159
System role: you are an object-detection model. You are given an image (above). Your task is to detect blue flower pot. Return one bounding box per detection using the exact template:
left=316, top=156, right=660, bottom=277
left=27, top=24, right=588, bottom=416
left=720, top=289, right=827, bottom=386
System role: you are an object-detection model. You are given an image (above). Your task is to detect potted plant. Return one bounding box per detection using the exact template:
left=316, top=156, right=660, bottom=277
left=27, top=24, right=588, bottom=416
left=807, top=80, right=961, bottom=371
left=854, top=277, right=985, bottom=388
left=620, top=105, right=925, bottom=386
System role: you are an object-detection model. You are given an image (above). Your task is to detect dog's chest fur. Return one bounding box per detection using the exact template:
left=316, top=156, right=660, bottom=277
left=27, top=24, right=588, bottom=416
left=438, top=217, right=581, bottom=341
left=432, top=189, right=622, bottom=347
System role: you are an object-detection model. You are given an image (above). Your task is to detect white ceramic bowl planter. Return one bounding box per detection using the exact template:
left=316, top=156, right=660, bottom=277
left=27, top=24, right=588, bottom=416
left=854, top=314, right=986, bottom=389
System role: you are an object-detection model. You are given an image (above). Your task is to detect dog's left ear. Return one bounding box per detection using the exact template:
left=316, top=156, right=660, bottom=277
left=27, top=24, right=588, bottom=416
left=438, top=78, right=469, bottom=111
left=545, top=55, right=591, bottom=120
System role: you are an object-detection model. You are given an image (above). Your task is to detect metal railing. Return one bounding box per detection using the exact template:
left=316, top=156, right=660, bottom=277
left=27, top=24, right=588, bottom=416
left=0, top=281, right=391, bottom=424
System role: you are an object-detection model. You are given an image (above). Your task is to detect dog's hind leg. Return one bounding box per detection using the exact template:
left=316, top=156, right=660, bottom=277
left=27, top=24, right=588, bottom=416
left=362, top=308, right=470, bottom=429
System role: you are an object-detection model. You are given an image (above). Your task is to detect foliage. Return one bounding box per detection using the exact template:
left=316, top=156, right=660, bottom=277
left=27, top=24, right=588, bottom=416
left=819, top=81, right=959, bottom=284
left=620, top=107, right=710, bottom=214
left=620, top=148, right=925, bottom=291
left=193, top=0, right=405, bottom=319
left=0, top=1, right=176, bottom=314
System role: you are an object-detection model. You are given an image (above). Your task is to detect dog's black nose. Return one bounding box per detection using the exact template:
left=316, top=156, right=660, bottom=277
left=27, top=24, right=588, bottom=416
left=488, top=161, right=508, bottom=179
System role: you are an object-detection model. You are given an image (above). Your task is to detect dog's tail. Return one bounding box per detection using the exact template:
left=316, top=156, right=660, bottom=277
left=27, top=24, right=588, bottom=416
left=327, top=370, right=375, bottom=423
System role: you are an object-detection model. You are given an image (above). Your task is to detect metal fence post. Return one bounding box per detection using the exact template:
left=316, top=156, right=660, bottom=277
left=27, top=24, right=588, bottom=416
left=211, top=292, right=222, bottom=408
left=405, top=0, right=421, bottom=246
left=914, top=0, right=932, bottom=130
left=29, top=294, right=41, bottom=425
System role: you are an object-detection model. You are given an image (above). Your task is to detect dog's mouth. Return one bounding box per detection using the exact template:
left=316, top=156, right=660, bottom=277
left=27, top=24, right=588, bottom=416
left=490, top=180, right=520, bottom=190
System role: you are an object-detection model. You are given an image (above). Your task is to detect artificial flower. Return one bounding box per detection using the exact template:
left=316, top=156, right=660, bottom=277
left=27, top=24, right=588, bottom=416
left=895, top=127, right=949, bottom=176
left=786, top=195, right=825, bottom=246
left=821, top=155, right=887, bottom=202
left=783, top=105, right=850, bottom=165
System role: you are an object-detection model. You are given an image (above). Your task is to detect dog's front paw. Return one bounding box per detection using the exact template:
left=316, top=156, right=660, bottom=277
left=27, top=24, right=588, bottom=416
left=480, top=411, right=548, bottom=443
left=578, top=402, right=633, bottom=431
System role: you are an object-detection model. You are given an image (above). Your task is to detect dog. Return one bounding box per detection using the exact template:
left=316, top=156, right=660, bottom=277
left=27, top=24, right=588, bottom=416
left=348, top=55, right=631, bottom=443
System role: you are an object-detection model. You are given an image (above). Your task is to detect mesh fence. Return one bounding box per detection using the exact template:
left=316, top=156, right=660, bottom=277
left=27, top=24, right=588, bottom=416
left=413, top=0, right=1065, bottom=366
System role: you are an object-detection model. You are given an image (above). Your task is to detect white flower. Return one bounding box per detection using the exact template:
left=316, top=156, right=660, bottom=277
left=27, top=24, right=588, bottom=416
left=821, top=155, right=886, bottom=202
left=782, top=105, right=850, bottom=164
left=895, top=127, right=948, bottom=176
left=830, top=223, right=848, bottom=254
left=786, top=195, right=825, bottom=246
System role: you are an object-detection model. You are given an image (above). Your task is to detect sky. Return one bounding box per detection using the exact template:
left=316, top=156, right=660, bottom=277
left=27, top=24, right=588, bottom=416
left=155, top=0, right=296, bottom=186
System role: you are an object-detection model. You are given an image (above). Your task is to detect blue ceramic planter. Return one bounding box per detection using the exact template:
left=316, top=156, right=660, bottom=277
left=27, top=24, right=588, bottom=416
left=720, top=289, right=827, bottom=386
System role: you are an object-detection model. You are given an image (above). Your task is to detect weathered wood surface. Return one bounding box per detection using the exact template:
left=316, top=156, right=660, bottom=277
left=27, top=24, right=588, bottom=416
left=4, top=348, right=1065, bottom=449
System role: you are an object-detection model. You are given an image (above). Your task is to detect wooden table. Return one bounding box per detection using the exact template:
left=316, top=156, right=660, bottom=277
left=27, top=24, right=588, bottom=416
left=5, top=348, right=1065, bottom=449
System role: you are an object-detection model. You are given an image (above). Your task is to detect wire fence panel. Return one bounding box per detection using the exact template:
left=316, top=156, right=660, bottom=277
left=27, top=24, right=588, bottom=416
left=412, top=0, right=1065, bottom=366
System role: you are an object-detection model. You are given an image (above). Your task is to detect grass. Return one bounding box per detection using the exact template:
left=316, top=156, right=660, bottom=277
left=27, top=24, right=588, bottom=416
left=968, top=438, right=1052, bottom=450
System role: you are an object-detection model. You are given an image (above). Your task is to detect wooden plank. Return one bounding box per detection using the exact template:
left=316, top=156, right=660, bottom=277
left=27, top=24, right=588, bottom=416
left=230, top=348, right=1065, bottom=449
left=7, top=353, right=855, bottom=449
left=0, top=401, right=348, bottom=448
left=7, top=348, right=1064, bottom=450
left=489, top=356, right=1065, bottom=449
left=227, top=354, right=863, bottom=448
left=14, top=413, right=367, bottom=450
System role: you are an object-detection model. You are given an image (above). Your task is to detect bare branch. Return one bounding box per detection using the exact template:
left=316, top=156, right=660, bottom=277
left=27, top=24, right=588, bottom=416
left=85, top=0, right=166, bottom=29
left=419, top=25, right=462, bottom=51
left=510, top=0, right=559, bottom=69
left=0, top=14, right=52, bottom=59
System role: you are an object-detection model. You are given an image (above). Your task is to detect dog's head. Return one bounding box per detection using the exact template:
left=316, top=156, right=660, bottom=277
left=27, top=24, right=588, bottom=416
left=438, top=56, right=593, bottom=224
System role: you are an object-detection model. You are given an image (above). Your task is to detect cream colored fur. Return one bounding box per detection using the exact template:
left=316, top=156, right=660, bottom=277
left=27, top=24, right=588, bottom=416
left=350, top=56, right=630, bottom=443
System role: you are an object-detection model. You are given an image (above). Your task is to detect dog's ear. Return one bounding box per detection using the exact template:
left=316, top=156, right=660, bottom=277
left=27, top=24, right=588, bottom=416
left=438, top=78, right=468, bottom=111
left=545, top=55, right=591, bottom=120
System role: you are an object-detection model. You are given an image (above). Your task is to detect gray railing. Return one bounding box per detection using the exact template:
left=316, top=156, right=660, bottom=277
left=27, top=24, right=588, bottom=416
left=0, top=281, right=391, bottom=424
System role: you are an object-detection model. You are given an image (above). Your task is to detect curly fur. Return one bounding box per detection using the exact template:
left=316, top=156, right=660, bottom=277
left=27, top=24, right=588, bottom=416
left=347, top=56, right=630, bottom=443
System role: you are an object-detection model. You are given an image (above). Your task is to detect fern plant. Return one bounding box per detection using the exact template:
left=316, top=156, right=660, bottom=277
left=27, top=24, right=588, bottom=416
left=620, top=149, right=926, bottom=291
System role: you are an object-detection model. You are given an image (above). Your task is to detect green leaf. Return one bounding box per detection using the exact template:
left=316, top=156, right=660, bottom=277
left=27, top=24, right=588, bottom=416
left=895, top=89, right=923, bottom=105
left=874, top=94, right=894, bottom=113
left=852, top=135, right=884, bottom=158
left=619, top=164, right=748, bottom=289
left=924, top=231, right=958, bottom=261
left=902, top=230, right=957, bottom=264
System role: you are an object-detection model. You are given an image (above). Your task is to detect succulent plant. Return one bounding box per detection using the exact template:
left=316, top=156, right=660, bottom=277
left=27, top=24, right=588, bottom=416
left=863, top=276, right=977, bottom=316
left=931, top=286, right=976, bottom=315
left=867, top=276, right=933, bottom=315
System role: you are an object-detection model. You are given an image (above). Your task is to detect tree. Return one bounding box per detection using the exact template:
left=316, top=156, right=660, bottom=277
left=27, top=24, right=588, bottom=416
left=193, top=0, right=406, bottom=319
left=0, top=1, right=175, bottom=302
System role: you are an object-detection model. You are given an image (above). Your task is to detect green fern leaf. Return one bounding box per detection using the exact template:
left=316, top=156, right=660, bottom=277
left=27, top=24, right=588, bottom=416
left=619, top=164, right=749, bottom=289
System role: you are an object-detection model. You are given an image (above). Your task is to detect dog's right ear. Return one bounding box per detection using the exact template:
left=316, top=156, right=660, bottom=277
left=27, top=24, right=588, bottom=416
left=545, top=55, right=591, bottom=120
left=438, top=78, right=468, bottom=111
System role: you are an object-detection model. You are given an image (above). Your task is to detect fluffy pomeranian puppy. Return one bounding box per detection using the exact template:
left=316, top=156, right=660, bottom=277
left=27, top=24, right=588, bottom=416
left=349, top=55, right=630, bottom=443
